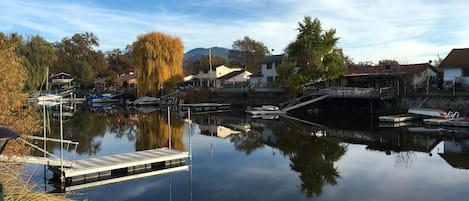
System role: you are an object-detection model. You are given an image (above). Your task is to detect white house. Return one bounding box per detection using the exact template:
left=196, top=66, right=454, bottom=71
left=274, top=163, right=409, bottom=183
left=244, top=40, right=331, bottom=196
left=219, top=70, right=252, bottom=86
left=195, top=65, right=242, bottom=88
left=249, top=54, right=285, bottom=88
left=439, top=48, right=469, bottom=89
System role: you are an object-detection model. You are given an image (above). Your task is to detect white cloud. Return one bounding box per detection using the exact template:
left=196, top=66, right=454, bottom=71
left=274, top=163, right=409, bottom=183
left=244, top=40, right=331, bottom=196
left=1, top=0, right=469, bottom=63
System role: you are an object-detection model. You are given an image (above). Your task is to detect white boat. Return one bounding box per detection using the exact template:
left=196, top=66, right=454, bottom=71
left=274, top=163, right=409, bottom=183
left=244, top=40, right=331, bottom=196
left=37, top=94, right=62, bottom=101
left=379, top=114, right=419, bottom=122
left=261, top=105, right=280, bottom=111
left=245, top=105, right=286, bottom=116
left=408, top=107, right=447, bottom=118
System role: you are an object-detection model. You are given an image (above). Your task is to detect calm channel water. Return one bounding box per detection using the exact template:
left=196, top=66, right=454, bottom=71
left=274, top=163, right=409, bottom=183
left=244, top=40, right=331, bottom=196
left=27, top=104, right=469, bottom=201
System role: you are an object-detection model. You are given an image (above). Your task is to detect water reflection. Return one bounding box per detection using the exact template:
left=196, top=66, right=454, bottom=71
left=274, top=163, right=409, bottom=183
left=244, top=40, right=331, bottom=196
left=31, top=105, right=469, bottom=200
left=190, top=113, right=347, bottom=198
left=40, top=105, right=185, bottom=156
left=136, top=111, right=185, bottom=151
left=439, top=138, right=469, bottom=169
left=272, top=119, right=346, bottom=198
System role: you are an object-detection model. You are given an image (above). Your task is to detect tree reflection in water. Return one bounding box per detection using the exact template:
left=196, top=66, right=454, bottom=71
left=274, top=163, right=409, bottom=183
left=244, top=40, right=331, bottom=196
left=46, top=108, right=185, bottom=156
left=49, top=110, right=107, bottom=155
left=273, top=120, right=347, bottom=198
left=136, top=111, right=185, bottom=151
left=230, top=132, right=264, bottom=155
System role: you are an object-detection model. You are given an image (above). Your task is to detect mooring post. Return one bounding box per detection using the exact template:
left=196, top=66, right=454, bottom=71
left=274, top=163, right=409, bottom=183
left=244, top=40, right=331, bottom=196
left=60, top=98, right=64, bottom=185
left=168, top=106, right=171, bottom=149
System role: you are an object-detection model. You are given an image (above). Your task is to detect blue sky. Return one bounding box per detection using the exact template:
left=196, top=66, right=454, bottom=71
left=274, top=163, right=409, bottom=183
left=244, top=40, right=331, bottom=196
left=1, top=0, right=469, bottom=64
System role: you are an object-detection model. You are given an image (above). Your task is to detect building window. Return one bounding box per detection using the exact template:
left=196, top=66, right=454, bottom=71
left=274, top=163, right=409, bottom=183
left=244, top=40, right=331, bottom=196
left=267, top=76, right=274, bottom=83
left=463, top=68, right=469, bottom=77
left=267, top=63, right=272, bottom=69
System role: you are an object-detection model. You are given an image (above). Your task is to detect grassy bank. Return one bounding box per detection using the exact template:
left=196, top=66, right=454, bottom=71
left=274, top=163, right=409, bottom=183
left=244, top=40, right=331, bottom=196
left=0, top=162, right=70, bottom=201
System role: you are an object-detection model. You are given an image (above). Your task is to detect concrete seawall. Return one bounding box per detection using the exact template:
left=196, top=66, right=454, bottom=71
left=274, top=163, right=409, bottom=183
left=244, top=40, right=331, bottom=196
left=399, top=96, right=469, bottom=115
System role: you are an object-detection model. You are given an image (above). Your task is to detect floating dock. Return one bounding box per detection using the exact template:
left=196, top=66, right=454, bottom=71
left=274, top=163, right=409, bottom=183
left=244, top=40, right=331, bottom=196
left=179, top=103, right=231, bottom=114
left=49, top=148, right=189, bottom=191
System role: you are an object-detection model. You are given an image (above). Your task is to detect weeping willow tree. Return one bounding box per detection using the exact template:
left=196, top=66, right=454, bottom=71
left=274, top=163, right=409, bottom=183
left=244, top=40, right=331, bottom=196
left=132, top=32, right=184, bottom=97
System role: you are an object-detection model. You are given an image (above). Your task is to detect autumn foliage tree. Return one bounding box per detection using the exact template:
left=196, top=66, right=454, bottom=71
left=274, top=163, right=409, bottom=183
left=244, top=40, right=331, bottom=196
left=0, top=35, right=40, bottom=155
left=132, top=32, right=184, bottom=97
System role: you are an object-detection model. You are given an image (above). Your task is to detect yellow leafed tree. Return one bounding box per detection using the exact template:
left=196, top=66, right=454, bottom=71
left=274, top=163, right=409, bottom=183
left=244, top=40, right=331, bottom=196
left=132, top=32, right=184, bottom=97
left=0, top=36, right=40, bottom=155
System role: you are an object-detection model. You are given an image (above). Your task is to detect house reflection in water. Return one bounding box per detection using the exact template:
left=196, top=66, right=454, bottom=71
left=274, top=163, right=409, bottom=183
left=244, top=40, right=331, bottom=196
left=439, top=139, right=469, bottom=169
left=199, top=124, right=241, bottom=138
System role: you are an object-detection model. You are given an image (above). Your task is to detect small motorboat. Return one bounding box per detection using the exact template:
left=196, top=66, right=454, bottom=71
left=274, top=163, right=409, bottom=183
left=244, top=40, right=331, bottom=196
left=245, top=105, right=285, bottom=116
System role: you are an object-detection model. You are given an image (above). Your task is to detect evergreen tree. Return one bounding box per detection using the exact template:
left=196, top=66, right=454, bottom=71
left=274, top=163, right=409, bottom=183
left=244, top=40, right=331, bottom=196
left=277, top=16, right=346, bottom=97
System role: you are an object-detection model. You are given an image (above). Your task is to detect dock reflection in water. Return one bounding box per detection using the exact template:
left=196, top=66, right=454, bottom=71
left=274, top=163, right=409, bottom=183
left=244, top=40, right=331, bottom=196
left=28, top=105, right=469, bottom=201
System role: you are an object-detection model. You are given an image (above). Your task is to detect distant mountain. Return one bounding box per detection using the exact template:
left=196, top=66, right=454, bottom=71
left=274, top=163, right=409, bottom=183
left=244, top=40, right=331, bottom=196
left=184, top=47, right=230, bottom=62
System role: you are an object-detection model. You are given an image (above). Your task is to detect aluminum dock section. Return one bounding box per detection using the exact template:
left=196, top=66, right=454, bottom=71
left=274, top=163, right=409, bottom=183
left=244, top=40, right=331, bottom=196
left=51, top=148, right=189, bottom=180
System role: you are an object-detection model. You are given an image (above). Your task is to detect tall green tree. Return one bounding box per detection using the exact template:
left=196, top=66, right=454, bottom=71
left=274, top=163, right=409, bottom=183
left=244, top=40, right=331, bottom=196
left=278, top=17, right=346, bottom=97
left=132, top=32, right=184, bottom=97
left=53, top=32, right=105, bottom=86
left=21, top=35, right=57, bottom=90
left=229, top=36, right=270, bottom=72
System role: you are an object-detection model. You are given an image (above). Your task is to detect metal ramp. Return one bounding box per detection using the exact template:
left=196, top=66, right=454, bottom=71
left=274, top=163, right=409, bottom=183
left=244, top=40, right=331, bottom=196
left=281, top=94, right=329, bottom=112
left=0, top=155, right=73, bottom=167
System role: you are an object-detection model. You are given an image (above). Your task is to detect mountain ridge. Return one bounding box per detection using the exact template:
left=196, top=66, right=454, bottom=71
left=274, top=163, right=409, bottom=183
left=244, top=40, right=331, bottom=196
left=183, top=47, right=230, bottom=62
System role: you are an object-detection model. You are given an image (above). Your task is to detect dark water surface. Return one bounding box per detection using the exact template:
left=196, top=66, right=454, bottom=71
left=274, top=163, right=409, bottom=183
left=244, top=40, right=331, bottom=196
left=28, top=105, right=469, bottom=201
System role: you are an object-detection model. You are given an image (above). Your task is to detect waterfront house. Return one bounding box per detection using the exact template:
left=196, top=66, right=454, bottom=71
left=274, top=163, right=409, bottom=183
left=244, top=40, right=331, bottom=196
left=115, top=72, right=136, bottom=88
left=194, top=65, right=242, bottom=88
left=249, top=54, right=285, bottom=88
left=330, top=63, right=439, bottom=94
left=219, top=70, right=252, bottom=87
left=439, top=48, right=469, bottom=89
left=49, top=72, right=74, bottom=90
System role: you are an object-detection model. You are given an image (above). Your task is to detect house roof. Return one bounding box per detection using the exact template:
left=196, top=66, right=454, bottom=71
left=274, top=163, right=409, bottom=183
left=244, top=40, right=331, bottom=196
left=115, top=74, right=136, bottom=82
left=249, top=72, right=263, bottom=78
left=199, top=64, right=239, bottom=71
left=218, top=70, right=249, bottom=80
left=346, top=63, right=436, bottom=76
left=439, top=48, right=469, bottom=69
left=260, top=54, right=285, bottom=64
left=49, top=72, right=72, bottom=79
